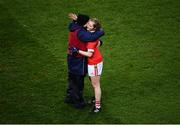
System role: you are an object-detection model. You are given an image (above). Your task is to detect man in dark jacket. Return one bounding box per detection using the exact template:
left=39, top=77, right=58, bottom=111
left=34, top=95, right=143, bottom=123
left=65, top=13, right=104, bottom=108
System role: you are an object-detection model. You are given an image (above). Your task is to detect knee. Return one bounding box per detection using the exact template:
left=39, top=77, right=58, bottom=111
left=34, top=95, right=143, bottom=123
left=92, top=82, right=96, bottom=88
left=92, top=81, right=99, bottom=88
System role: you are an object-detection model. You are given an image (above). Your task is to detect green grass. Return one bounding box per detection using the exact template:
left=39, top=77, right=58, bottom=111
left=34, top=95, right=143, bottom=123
left=0, top=0, right=180, bottom=123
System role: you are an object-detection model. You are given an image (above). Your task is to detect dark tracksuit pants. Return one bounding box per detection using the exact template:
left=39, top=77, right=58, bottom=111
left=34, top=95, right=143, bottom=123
left=66, top=55, right=87, bottom=104
left=67, top=72, right=85, bottom=103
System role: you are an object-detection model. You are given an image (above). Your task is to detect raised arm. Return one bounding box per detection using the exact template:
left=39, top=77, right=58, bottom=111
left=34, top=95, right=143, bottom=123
left=77, top=28, right=105, bottom=42
left=68, top=21, right=81, bottom=32
left=68, top=13, right=81, bottom=31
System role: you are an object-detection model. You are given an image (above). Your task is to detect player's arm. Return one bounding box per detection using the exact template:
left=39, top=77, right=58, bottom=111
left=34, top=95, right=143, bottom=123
left=68, top=22, right=81, bottom=31
left=69, top=47, right=93, bottom=57
left=78, top=50, right=93, bottom=57
left=77, top=28, right=105, bottom=42
left=69, top=41, right=95, bottom=57
left=97, top=40, right=103, bottom=47
left=78, top=42, right=95, bottom=57
left=68, top=13, right=81, bottom=31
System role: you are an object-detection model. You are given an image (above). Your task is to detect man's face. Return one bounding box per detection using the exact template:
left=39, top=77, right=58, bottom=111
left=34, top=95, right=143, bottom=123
left=86, top=20, right=95, bottom=31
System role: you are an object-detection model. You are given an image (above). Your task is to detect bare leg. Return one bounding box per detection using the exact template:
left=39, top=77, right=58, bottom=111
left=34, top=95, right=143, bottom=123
left=90, top=76, right=101, bottom=103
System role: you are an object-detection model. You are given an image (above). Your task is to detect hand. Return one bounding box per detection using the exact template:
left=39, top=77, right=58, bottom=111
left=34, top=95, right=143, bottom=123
left=97, top=40, right=103, bottom=48
left=69, top=47, right=79, bottom=56
left=83, top=23, right=87, bottom=28
left=68, top=13, right=77, bottom=21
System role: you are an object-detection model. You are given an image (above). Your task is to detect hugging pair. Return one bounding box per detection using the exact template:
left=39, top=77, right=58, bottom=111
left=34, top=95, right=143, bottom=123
left=65, top=13, right=104, bottom=113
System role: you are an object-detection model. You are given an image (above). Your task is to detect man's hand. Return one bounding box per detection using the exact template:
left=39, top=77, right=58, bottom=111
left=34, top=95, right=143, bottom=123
left=68, top=13, right=77, bottom=21
left=69, top=47, right=79, bottom=56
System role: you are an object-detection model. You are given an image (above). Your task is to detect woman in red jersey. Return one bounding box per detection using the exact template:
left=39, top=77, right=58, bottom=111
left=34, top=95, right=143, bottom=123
left=78, top=18, right=104, bottom=113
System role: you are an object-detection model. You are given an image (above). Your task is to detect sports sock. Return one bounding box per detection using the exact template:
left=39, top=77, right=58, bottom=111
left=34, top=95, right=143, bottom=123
left=95, top=100, right=101, bottom=109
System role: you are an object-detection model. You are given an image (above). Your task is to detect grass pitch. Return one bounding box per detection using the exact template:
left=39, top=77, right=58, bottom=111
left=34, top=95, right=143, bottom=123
left=0, top=0, right=180, bottom=123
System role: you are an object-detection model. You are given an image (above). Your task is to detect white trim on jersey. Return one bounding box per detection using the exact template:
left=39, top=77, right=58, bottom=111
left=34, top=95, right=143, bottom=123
left=88, top=49, right=94, bottom=52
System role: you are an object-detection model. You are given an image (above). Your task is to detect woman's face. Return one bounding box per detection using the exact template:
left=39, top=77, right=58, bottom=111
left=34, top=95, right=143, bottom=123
left=86, top=20, right=95, bottom=31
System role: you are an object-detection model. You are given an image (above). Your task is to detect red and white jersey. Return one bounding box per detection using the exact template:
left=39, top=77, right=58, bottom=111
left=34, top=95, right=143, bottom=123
left=86, top=40, right=103, bottom=65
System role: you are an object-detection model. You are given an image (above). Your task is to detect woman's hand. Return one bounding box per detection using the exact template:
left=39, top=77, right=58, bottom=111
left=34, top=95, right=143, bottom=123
left=68, top=13, right=78, bottom=21
left=97, top=40, right=103, bottom=48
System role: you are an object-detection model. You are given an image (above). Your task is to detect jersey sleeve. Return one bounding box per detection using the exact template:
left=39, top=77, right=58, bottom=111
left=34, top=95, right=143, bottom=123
left=86, top=41, right=98, bottom=52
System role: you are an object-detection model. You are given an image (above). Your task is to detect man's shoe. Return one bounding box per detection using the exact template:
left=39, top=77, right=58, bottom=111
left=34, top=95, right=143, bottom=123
left=74, top=102, right=86, bottom=109
left=87, top=96, right=95, bottom=105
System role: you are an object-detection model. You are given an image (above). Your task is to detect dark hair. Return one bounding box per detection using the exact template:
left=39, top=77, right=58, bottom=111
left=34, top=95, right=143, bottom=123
left=90, top=18, right=102, bottom=31
left=77, top=14, right=90, bottom=26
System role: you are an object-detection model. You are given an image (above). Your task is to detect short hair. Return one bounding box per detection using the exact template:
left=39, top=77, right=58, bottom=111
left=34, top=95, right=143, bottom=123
left=77, top=14, right=90, bottom=26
